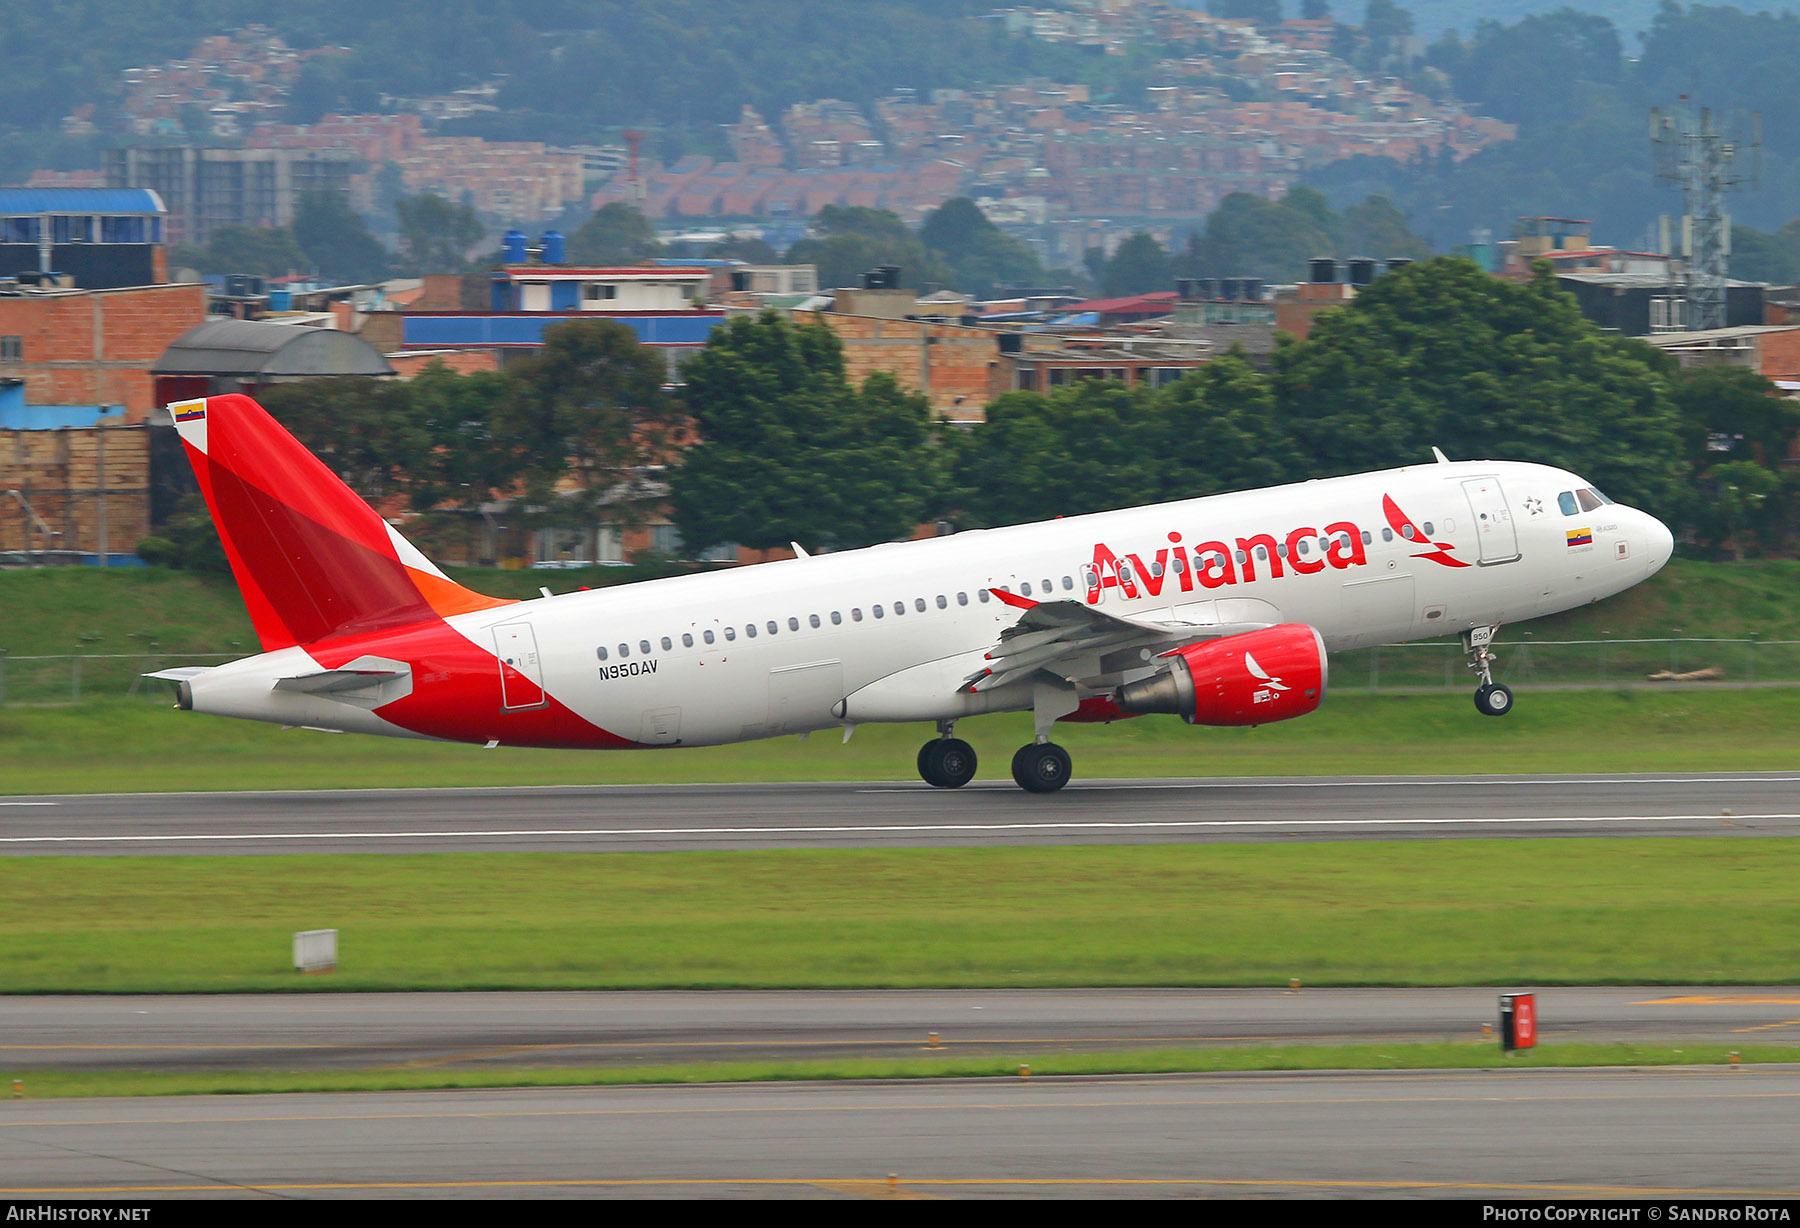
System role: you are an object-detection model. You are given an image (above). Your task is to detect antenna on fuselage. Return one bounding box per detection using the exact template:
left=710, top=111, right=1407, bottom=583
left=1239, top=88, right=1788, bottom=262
left=1431, top=446, right=1451, bottom=464
left=791, top=541, right=811, bottom=559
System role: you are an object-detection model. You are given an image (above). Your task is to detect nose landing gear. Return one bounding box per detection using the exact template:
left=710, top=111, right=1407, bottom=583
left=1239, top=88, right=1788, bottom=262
left=1465, top=625, right=1513, bottom=717
left=917, top=721, right=977, bottom=788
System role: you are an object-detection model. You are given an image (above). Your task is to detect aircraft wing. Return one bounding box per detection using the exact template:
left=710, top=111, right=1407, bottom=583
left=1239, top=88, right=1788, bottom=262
left=963, top=590, right=1269, bottom=693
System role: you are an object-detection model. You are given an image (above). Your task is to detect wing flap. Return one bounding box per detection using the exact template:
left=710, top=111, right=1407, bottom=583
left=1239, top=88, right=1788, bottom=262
left=967, top=590, right=1272, bottom=693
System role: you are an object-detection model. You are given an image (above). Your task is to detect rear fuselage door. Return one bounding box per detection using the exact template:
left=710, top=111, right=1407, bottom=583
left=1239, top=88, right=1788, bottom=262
left=492, top=621, right=547, bottom=710
left=1461, top=477, right=1521, bottom=564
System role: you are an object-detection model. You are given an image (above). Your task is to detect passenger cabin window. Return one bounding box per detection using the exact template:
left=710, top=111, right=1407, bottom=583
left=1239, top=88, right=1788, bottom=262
left=724, top=627, right=736, bottom=641
left=957, top=592, right=968, bottom=606
left=915, top=598, right=927, bottom=612
left=619, top=643, right=630, bottom=657
left=810, top=614, right=821, bottom=628
left=1381, top=528, right=1394, bottom=542
left=661, top=637, right=672, bottom=651
left=767, top=621, right=779, bottom=635
left=978, top=590, right=990, bottom=603
left=596, top=647, right=609, bottom=660
left=873, top=605, right=885, bottom=619
left=852, top=608, right=863, bottom=621
left=893, top=601, right=905, bottom=616
left=1422, top=521, right=1434, bottom=536
left=935, top=595, right=947, bottom=609
left=830, top=611, right=841, bottom=625
left=746, top=624, right=757, bottom=638
left=641, top=640, right=652, bottom=654
left=1020, top=582, right=1033, bottom=596
left=1062, top=576, right=1074, bottom=590
left=788, top=617, right=799, bottom=631
left=681, top=634, right=693, bottom=648
left=704, top=630, right=716, bottom=644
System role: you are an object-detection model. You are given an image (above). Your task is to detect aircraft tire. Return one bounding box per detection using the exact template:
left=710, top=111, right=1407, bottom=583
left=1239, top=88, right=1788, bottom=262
left=1474, top=683, right=1514, bottom=717
left=919, top=738, right=978, bottom=788
left=1011, top=742, right=1072, bottom=793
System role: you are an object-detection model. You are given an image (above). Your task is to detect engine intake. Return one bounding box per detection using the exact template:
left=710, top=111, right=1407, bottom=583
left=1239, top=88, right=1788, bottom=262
left=1114, top=624, right=1327, bottom=727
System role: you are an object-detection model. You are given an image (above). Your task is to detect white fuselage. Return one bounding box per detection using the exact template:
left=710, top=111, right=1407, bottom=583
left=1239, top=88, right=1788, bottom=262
left=187, top=459, right=1673, bottom=747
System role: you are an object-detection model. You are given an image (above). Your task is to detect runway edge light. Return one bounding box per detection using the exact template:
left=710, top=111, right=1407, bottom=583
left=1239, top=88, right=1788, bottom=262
left=1499, top=992, right=1538, bottom=1052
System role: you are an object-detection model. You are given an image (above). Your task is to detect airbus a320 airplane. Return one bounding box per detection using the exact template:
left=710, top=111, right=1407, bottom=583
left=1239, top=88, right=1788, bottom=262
left=152, top=394, right=1674, bottom=793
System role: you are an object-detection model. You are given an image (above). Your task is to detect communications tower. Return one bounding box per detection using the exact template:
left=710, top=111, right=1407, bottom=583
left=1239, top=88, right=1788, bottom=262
left=1652, top=102, right=1760, bottom=332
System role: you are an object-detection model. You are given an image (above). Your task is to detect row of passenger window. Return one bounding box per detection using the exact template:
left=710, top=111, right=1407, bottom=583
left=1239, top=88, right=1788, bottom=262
left=597, top=586, right=1015, bottom=661
left=592, top=522, right=1444, bottom=662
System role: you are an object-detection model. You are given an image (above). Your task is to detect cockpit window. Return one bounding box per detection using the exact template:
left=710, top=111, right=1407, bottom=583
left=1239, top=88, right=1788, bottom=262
left=1558, top=491, right=1579, bottom=516
left=1576, top=488, right=1605, bottom=513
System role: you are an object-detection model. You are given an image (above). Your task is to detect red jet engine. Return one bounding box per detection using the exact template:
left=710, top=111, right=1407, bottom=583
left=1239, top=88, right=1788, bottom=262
left=1112, top=624, right=1327, bottom=726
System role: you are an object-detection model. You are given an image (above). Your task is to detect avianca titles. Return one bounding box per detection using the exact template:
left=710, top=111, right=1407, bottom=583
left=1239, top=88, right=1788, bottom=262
left=151, top=394, right=1674, bottom=793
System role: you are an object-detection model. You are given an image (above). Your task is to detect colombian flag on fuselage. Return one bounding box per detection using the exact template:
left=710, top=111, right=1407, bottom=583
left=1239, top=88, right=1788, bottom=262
left=1566, top=528, right=1593, bottom=547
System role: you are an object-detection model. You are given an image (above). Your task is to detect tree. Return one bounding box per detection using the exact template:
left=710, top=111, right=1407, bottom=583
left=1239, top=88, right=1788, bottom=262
left=566, top=203, right=665, bottom=265
left=173, top=225, right=309, bottom=277
left=953, top=381, right=1163, bottom=528
left=671, top=312, right=936, bottom=552
left=1153, top=351, right=1299, bottom=500
left=257, top=377, right=425, bottom=506
left=1101, top=232, right=1171, bottom=297
left=501, top=319, right=673, bottom=544
left=1340, top=195, right=1432, bottom=261
left=1185, top=192, right=1334, bottom=281
left=1301, top=0, right=1331, bottom=20
left=785, top=205, right=945, bottom=291
left=1272, top=257, right=1685, bottom=513
left=292, top=190, right=391, bottom=284
left=920, top=197, right=1045, bottom=297
left=395, top=193, right=483, bottom=275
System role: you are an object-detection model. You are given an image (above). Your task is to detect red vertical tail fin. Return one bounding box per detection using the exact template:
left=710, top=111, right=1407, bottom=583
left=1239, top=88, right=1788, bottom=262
left=167, top=393, right=511, bottom=651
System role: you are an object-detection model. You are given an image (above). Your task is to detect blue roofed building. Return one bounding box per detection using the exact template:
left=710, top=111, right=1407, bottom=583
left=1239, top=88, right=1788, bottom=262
left=0, top=188, right=169, bottom=290
left=374, top=233, right=725, bottom=380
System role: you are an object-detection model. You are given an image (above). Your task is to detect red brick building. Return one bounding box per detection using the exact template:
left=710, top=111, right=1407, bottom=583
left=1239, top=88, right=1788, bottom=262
left=0, top=283, right=207, bottom=421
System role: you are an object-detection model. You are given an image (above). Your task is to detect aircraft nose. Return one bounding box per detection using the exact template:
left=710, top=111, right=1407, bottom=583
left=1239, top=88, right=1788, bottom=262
left=1645, top=513, right=1674, bottom=576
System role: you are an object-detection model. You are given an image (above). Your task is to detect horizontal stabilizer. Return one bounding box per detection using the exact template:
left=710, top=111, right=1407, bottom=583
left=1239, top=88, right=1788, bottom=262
left=271, top=656, right=413, bottom=709
left=142, top=666, right=213, bottom=683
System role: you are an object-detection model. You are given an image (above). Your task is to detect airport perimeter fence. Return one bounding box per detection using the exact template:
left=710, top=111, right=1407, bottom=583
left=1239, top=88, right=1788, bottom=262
left=2, top=640, right=1799, bottom=706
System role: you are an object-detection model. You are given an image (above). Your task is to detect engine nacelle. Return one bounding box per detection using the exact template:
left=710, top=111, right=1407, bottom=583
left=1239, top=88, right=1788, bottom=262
left=1113, top=624, right=1327, bottom=727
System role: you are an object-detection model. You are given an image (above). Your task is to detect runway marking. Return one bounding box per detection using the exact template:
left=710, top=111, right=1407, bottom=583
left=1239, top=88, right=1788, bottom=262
left=865, top=775, right=1800, bottom=792
left=11, top=1079, right=1800, bottom=1129
left=4, top=814, right=1798, bottom=845
left=1640, top=996, right=1800, bottom=1005
left=0, top=1033, right=1462, bottom=1058
left=4, top=1177, right=1800, bottom=1197
left=0, top=802, right=56, bottom=806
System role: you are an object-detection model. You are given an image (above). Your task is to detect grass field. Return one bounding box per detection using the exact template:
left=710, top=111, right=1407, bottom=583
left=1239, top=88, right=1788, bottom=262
left=6, top=839, right=1800, bottom=994
left=2, top=688, right=1798, bottom=794
left=10, top=1044, right=1795, bottom=1101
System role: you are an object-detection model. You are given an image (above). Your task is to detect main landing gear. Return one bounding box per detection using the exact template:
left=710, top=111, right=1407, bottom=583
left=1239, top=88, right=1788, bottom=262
left=1010, top=740, right=1072, bottom=793
left=917, top=709, right=1078, bottom=794
left=1465, top=625, right=1514, bottom=717
left=917, top=721, right=977, bottom=788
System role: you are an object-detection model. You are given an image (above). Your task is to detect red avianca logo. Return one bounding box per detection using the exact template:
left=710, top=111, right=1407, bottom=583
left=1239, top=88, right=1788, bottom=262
left=1382, top=494, right=1468, bottom=568
left=1082, top=492, right=1464, bottom=604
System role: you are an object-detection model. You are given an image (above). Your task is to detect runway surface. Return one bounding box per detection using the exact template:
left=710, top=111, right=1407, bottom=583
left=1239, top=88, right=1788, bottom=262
left=6, top=1068, right=1800, bottom=1199
left=6, top=988, right=1800, bottom=1072
left=3, top=772, right=1798, bottom=854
